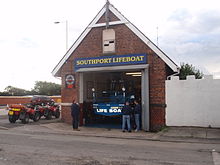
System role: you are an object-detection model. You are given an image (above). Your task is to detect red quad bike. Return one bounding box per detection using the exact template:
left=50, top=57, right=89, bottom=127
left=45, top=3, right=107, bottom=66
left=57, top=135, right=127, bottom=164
left=30, top=96, right=60, bottom=120
left=19, top=107, right=31, bottom=124
left=8, top=104, right=25, bottom=123
left=41, top=102, right=60, bottom=120
left=8, top=104, right=41, bottom=124
left=44, top=102, right=60, bottom=120
left=19, top=105, right=41, bottom=124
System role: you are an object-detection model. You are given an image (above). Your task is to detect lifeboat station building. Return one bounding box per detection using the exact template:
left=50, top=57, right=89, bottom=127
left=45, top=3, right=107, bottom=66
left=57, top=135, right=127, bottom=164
left=52, top=1, right=179, bottom=132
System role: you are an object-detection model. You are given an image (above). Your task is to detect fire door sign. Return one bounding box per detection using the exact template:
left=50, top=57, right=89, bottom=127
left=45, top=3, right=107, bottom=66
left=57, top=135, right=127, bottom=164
left=65, top=74, right=75, bottom=88
left=74, top=53, right=147, bottom=70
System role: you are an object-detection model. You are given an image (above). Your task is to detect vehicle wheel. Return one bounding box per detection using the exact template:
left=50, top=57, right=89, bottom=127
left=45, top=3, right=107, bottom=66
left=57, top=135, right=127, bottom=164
left=44, top=109, right=49, bottom=117
left=46, top=111, right=52, bottom=120
left=33, top=112, right=41, bottom=122
left=9, top=115, right=16, bottom=123
left=21, top=113, right=29, bottom=124
left=54, top=109, right=60, bottom=118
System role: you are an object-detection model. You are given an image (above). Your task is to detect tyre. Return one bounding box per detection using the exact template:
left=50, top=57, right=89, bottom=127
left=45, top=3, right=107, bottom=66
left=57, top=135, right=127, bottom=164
left=21, top=113, right=29, bottom=124
left=33, top=112, right=41, bottom=122
left=44, top=109, right=49, bottom=117
left=45, top=111, right=52, bottom=120
left=8, top=115, right=16, bottom=123
left=54, top=109, right=60, bottom=118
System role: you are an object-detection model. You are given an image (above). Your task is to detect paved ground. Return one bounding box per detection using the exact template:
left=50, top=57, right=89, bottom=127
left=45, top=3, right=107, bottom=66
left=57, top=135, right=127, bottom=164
left=0, top=108, right=61, bottom=129
left=0, top=109, right=7, bottom=116
left=1, top=108, right=220, bottom=164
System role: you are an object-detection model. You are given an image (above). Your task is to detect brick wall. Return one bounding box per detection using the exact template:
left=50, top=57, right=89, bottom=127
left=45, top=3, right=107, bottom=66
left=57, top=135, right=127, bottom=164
left=61, top=106, right=72, bottom=124
left=0, top=96, right=61, bottom=105
left=59, top=11, right=174, bottom=131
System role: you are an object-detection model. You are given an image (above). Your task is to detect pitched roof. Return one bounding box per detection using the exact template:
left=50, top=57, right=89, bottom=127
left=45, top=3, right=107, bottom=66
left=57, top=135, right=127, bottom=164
left=52, top=3, right=179, bottom=77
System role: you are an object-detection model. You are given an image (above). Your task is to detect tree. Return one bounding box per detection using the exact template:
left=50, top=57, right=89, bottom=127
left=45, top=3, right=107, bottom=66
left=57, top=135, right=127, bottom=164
left=179, top=63, right=203, bottom=80
left=0, top=81, right=61, bottom=96
left=4, top=86, right=29, bottom=96
left=0, top=91, right=11, bottom=96
left=32, top=81, right=61, bottom=96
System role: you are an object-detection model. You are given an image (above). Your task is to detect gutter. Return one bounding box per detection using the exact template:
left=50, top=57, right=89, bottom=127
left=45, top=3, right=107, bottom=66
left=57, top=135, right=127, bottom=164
left=167, top=67, right=180, bottom=80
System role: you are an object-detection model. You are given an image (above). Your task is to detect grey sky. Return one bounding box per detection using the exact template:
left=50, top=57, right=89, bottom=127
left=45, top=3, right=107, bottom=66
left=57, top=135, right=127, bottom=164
left=0, top=0, right=219, bottom=91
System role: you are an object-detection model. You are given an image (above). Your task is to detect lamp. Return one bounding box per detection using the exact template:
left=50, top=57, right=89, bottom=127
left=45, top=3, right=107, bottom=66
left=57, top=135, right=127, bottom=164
left=54, top=20, right=68, bottom=50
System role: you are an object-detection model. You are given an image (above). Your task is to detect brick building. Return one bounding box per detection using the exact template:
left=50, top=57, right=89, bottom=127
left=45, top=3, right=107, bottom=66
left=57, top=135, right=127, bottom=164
left=52, top=1, right=179, bottom=131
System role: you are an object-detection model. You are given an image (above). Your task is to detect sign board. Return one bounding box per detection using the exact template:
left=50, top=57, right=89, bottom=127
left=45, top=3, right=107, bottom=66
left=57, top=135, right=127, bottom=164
left=93, top=103, right=124, bottom=116
left=74, top=53, right=147, bottom=71
left=65, top=74, right=75, bottom=88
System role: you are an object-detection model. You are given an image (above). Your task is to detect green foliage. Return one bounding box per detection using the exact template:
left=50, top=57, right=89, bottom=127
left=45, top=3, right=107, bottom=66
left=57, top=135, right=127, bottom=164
left=0, top=81, right=61, bottom=96
left=32, top=81, right=61, bottom=96
left=4, top=86, right=29, bottom=96
left=179, top=63, right=203, bottom=80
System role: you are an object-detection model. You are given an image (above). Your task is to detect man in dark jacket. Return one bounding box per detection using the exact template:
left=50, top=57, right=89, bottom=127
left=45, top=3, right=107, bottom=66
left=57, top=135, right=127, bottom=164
left=122, top=101, right=132, bottom=132
left=134, top=100, right=141, bottom=132
left=71, top=99, right=80, bottom=131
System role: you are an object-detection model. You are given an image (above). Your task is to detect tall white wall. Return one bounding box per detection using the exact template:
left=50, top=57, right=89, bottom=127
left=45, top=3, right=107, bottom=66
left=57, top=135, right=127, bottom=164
left=166, top=75, right=220, bottom=128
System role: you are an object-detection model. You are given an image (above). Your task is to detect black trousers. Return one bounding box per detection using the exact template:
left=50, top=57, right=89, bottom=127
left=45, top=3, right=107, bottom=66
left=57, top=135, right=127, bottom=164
left=72, top=115, right=79, bottom=129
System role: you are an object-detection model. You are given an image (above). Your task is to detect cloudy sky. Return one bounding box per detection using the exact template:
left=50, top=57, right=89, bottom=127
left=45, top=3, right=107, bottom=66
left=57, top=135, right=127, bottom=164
left=0, top=0, right=220, bottom=91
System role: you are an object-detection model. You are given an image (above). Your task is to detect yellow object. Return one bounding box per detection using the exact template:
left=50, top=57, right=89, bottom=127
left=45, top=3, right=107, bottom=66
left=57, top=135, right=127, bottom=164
left=11, top=108, right=21, bottom=111
left=8, top=111, right=14, bottom=115
left=57, top=99, right=61, bottom=103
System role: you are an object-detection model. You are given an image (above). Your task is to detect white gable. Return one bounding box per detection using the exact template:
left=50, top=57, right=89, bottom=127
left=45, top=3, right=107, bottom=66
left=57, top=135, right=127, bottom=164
left=52, top=3, right=179, bottom=77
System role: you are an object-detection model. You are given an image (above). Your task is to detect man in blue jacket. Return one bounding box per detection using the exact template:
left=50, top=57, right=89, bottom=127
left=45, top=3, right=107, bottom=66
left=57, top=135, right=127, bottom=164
left=71, top=99, right=80, bottom=131
left=122, top=101, right=132, bottom=132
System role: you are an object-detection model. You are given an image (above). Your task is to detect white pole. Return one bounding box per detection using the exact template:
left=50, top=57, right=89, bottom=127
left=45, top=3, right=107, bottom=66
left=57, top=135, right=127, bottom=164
left=66, top=20, right=68, bottom=50
left=54, top=21, right=69, bottom=51
left=105, top=0, right=110, bottom=29
left=156, top=26, right=159, bottom=47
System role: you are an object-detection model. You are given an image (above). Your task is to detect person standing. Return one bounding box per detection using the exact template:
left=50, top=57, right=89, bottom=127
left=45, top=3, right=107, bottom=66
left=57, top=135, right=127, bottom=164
left=122, top=101, right=132, bottom=132
left=71, top=99, right=80, bottom=131
left=134, top=100, right=141, bottom=132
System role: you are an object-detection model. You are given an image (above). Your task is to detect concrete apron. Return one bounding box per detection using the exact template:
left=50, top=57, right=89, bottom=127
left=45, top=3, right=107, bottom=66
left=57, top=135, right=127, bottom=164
left=161, top=126, right=220, bottom=139
left=34, top=123, right=220, bottom=143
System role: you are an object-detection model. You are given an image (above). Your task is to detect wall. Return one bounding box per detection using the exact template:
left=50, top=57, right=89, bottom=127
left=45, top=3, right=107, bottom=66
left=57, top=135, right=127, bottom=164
left=166, top=75, right=220, bottom=128
left=0, top=96, right=61, bottom=105
left=60, top=11, right=174, bottom=131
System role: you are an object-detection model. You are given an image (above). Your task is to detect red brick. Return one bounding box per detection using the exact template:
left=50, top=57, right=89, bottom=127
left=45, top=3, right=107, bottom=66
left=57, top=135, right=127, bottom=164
left=59, top=13, right=174, bottom=132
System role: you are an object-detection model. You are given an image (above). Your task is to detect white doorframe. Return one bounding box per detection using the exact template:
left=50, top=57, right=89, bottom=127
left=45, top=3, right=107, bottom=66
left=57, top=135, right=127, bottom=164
left=141, top=68, right=150, bottom=131
left=79, top=73, right=84, bottom=104
left=78, top=65, right=150, bottom=131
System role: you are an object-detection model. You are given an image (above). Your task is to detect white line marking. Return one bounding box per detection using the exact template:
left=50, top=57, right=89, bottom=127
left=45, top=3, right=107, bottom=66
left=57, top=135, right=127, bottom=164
left=212, top=149, right=220, bottom=165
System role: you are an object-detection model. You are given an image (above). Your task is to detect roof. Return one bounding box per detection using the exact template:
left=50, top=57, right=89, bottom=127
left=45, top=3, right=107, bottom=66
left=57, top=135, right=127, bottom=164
left=52, top=2, right=179, bottom=77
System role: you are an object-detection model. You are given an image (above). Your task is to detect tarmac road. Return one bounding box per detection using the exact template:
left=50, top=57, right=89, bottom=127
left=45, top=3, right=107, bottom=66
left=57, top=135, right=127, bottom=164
left=0, top=124, right=220, bottom=165
left=0, top=108, right=220, bottom=165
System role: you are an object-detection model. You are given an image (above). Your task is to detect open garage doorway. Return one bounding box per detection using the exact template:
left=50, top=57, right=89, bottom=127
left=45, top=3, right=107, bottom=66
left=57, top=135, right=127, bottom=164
left=81, top=71, right=142, bottom=129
